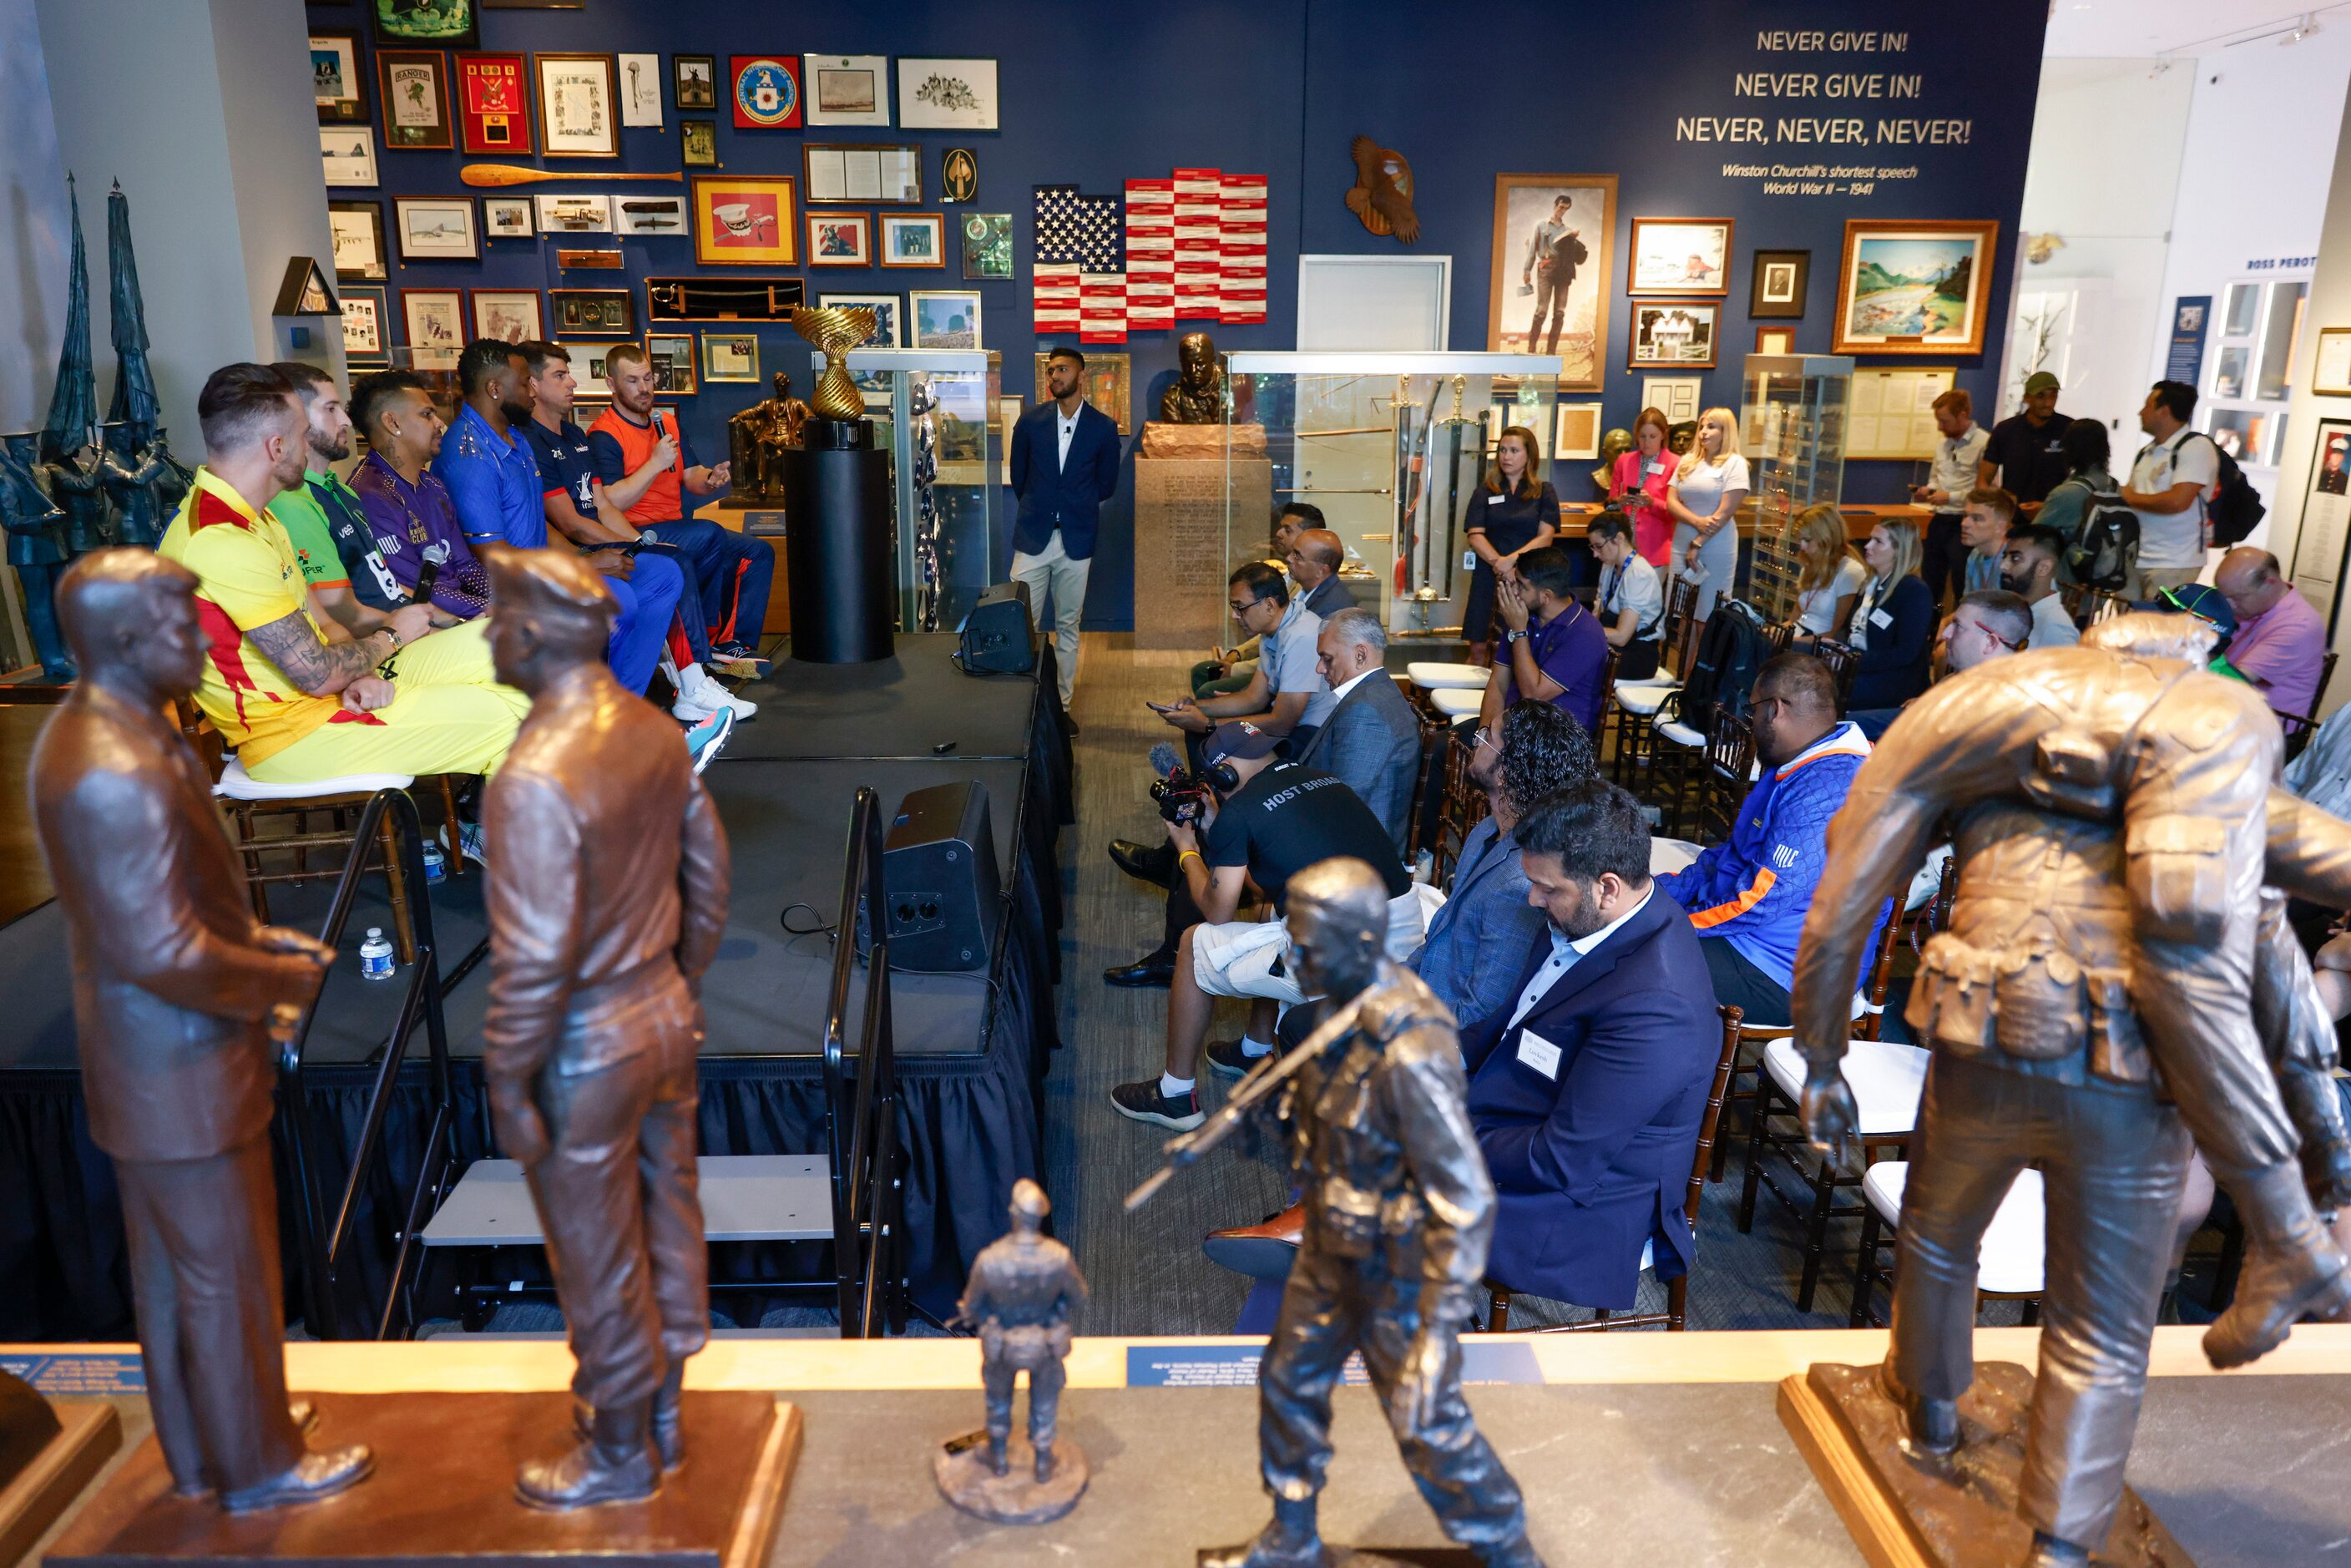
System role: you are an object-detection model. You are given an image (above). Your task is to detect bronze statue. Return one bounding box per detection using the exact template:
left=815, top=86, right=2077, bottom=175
left=42, top=438, right=113, bottom=554
left=726, top=371, right=810, bottom=506
left=1157, top=331, right=1228, bottom=424
left=28, top=549, right=372, bottom=1513
left=1791, top=613, right=2351, bottom=1565
left=934, top=1179, right=1090, bottom=1523
left=3, top=430, right=73, bottom=679
left=1344, top=135, right=1418, bottom=245
left=479, top=545, right=731, bottom=1510
left=100, top=421, right=190, bottom=549
left=1133, top=858, right=1542, bottom=1568
left=1590, top=426, right=1632, bottom=501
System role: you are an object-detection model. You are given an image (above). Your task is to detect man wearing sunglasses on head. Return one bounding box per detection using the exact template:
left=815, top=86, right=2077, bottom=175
left=1848, top=589, right=2036, bottom=742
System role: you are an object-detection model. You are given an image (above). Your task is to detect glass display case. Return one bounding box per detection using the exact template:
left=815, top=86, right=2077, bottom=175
left=1222, top=352, right=1566, bottom=641
left=1739, top=352, right=1853, bottom=622
left=822, top=347, right=1002, bottom=633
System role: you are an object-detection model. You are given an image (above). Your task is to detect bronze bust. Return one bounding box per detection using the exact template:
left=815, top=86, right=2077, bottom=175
left=1157, top=331, right=1227, bottom=424
left=726, top=372, right=810, bottom=507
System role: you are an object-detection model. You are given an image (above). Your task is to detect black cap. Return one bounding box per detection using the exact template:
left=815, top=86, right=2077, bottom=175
left=1203, top=721, right=1282, bottom=767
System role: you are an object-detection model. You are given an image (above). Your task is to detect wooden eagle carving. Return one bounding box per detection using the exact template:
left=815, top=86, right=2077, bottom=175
left=1347, top=135, right=1418, bottom=245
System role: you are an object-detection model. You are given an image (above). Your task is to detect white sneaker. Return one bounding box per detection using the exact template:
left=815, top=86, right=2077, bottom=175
left=673, top=663, right=757, bottom=723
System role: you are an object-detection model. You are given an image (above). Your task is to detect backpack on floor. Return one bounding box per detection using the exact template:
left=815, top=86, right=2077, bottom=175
left=2066, top=487, right=2141, bottom=592
left=1672, top=599, right=1770, bottom=735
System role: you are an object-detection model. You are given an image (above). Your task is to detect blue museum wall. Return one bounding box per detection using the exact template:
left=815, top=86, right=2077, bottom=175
left=306, top=0, right=2047, bottom=627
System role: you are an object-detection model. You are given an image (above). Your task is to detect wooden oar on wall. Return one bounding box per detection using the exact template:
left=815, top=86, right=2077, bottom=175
left=460, top=164, right=684, bottom=187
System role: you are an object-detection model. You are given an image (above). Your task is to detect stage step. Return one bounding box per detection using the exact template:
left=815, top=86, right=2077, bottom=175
left=420, top=1156, right=833, bottom=1247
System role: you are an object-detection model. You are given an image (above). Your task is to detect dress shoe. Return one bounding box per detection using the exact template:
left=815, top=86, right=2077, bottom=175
left=1204, top=1204, right=1305, bottom=1281
left=1103, top=950, right=1176, bottom=988
left=1110, top=838, right=1176, bottom=888
left=518, top=1404, right=660, bottom=1509
left=1878, top=1367, right=1957, bottom=1456
left=219, top=1444, right=375, bottom=1513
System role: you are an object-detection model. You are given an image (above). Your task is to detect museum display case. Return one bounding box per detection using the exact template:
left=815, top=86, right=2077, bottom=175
left=1738, top=352, right=1853, bottom=622
left=1222, top=352, right=1565, bottom=641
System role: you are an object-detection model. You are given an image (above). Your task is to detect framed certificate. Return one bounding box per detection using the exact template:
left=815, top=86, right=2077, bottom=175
left=457, top=53, right=532, bottom=155
left=535, top=53, right=619, bottom=158
left=801, top=144, right=921, bottom=205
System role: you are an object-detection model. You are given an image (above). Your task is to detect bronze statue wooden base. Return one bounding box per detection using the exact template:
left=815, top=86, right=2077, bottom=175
left=45, top=1391, right=798, bottom=1568
left=1778, top=1363, right=2191, bottom=1568
left=0, top=1401, right=120, bottom=1566
left=932, top=1431, right=1087, bottom=1524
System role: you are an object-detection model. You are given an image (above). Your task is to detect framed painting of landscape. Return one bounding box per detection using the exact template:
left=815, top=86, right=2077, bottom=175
left=1832, top=220, right=1998, bottom=356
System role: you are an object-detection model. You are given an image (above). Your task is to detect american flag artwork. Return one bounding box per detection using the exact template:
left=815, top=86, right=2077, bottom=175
left=1031, top=167, right=1266, bottom=343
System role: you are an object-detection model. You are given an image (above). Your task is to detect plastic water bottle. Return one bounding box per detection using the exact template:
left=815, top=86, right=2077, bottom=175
left=359, top=928, right=395, bottom=981
left=421, top=840, right=447, bottom=884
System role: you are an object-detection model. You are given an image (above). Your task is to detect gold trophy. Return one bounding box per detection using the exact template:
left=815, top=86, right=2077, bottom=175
left=790, top=306, right=877, bottom=422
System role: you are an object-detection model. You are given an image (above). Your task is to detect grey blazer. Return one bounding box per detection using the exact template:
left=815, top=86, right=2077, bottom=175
left=1297, top=670, right=1422, bottom=859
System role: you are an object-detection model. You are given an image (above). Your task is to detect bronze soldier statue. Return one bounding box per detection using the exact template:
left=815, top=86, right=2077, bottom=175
left=41, top=438, right=113, bottom=555
left=100, top=422, right=191, bottom=549
left=3, top=430, right=74, bottom=679
left=1792, top=612, right=2351, bottom=1565
left=726, top=371, right=809, bottom=505
left=1157, top=331, right=1227, bottom=424
left=29, top=549, right=372, bottom=1512
left=479, top=545, right=731, bottom=1509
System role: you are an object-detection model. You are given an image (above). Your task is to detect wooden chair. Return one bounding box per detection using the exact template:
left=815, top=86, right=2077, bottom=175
left=1689, top=708, right=1753, bottom=847
left=1849, top=1163, right=2044, bottom=1329
left=2278, top=650, right=2341, bottom=763
left=1607, top=576, right=1699, bottom=787
left=1810, top=638, right=1859, bottom=713
left=2075, top=588, right=2126, bottom=630
left=1487, top=1004, right=1747, bottom=1333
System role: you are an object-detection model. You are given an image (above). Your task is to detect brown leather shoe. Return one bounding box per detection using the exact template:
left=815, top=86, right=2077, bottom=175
left=1204, top=1204, right=1305, bottom=1281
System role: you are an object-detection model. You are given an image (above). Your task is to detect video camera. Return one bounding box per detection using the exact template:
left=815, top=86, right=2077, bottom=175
left=1148, top=741, right=1212, bottom=826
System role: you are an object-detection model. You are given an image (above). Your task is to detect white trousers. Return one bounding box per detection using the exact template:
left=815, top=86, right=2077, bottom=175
left=1010, top=531, right=1091, bottom=707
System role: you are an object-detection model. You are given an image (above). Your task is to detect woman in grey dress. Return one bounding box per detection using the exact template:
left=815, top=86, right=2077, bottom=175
left=1663, top=406, right=1749, bottom=621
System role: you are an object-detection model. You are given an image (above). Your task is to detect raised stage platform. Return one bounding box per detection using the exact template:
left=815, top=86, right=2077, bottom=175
left=0, top=634, right=1072, bottom=1340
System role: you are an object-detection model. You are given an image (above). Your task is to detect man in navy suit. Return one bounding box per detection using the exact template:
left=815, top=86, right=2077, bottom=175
left=1009, top=346, right=1122, bottom=709
left=1461, top=776, right=1721, bottom=1313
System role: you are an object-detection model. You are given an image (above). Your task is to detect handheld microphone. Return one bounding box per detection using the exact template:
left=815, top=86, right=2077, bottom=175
left=1149, top=741, right=1182, bottom=779
left=414, top=540, right=450, bottom=601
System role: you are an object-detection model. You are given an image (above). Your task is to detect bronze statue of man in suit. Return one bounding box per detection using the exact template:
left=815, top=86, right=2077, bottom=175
left=29, top=549, right=372, bottom=1512
left=479, top=545, right=731, bottom=1509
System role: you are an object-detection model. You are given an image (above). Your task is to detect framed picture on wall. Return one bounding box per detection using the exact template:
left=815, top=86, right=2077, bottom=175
left=691, top=175, right=797, bottom=266
left=1641, top=376, right=1703, bottom=426
left=803, top=54, right=890, bottom=127
left=321, top=128, right=378, bottom=189
left=731, top=56, right=803, bottom=130
left=550, top=289, right=636, bottom=336
left=913, top=291, right=983, bottom=350
left=395, top=197, right=478, bottom=260
left=1554, top=402, right=1603, bottom=463
left=682, top=120, right=717, bottom=167
left=961, top=212, right=1013, bottom=281
left=1486, top=173, right=1616, bottom=392
left=1033, top=352, right=1129, bottom=434
left=704, top=333, right=761, bottom=383
left=328, top=200, right=387, bottom=279
left=401, top=289, right=466, bottom=369
left=341, top=285, right=389, bottom=366
left=897, top=58, right=999, bottom=130
left=1627, top=218, right=1732, bottom=296
left=802, top=144, right=921, bottom=204
left=377, top=51, right=453, bottom=149
left=483, top=195, right=533, bottom=238
left=674, top=55, right=716, bottom=109
left=1832, top=220, right=2000, bottom=356
left=313, top=34, right=368, bottom=124
left=536, top=193, right=614, bottom=233
left=457, top=53, right=533, bottom=154
left=2292, top=419, right=2351, bottom=632
left=615, top=195, right=687, bottom=235
left=2312, top=327, right=2351, bottom=397
left=1755, top=326, right=1797, bottom=355
left=536, top=53, right=620, bottom=158
left=471, top=289, right=544, bottom=344
left=819, top=291, right=902, bottom=346
left=646, top=334, right=698, bottom=393
left=880, top=213, right=945, bottom=269
left=1630, top=301, right=1717, bottom=367
left=564, top=342, right=615, bottom=399
left=618, top=53, right=664, bottom=127
left=806, top=212, right=872, bottom=267
left=372, top=0, right=476, bottom=48
left=1750, top=249, right=1809, bottom=318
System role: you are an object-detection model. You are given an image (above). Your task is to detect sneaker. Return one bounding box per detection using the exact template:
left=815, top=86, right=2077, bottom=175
left=1205, top=1038, right=1273, bottom=1080
left=674, top=664, right=758, bottom=723
left=710, top=641, right=771, bottom=678
left=1110, top=1078, right=1203, bottom=1131
left=457, top=821, right=488, bottom=867
left=682, top=707, right=735, bottom=774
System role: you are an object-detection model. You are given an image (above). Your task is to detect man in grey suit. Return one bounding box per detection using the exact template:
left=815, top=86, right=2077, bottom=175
left=1295, top=608, right=1420, bottom=858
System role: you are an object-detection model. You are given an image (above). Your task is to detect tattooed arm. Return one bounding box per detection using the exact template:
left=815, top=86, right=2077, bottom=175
left=245, top=610, right=394, bottom=696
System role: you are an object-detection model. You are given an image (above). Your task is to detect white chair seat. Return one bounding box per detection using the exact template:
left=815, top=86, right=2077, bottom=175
left=1864, top=1162, right=2045, bottom=1296
left=1429, top=689, right=1483, bottom=719
left=1408, top=661, right=1489, bottom=691
left=1612, top=681, right=1677, bottom=716
left=215, top=756, right=413, bottom=802
left=1765, top=1036, right=1928, bottom=1137
left=1656, top=718, right=1704, bottom=749
left=1904, top=843, right=1954, bottom=913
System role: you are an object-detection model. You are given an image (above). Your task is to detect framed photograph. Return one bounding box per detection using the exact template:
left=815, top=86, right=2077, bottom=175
left=328, top=201, right=388, bottom=280
left=1750, top=249, right=1809, bottom=319
left=563, top=342, right=615, bottom=399
left=1755, top=326, right=1797, bottom=355
left=682, top=120, right=716, bottom=168
left=819, top=291, right=902, bottom=347
left=897, top=58, right=999, bottom=131
left=1627, top=218, right=1732, bottom=296
left=1032, top=351, right=1128, bottom=433
left=807, top=213, right=872, bottom=267
left=802, top=143, right=920, bottom=205
left=400, top=288, right=466, bottom=369
left=395, top=196, right=478, bottom=260
left=617, top=53, right=663, bottom=128
left=372, top=0, right=475, bottom=47
left=1833, top=220, right=2000, bottom=356
left=880, top=213, right=944, bottom=269
left=313, top=34, right=368, bottom=124
left=483, top=195, right=533, bottom=239
left=471, top=288, right=544, bottom=344
left=942, top=148, right=978, bottom=205
left=550, top=288, right=635, bottom=336
left=673, top=54, right=715, bottom=110
left=536, top=193, right=614, bottom=234
left=913, top=291, right=984, bottom=351
left=1641, top=376, right=1703, bottom=426
left=1629, top=301, right=1717, bottom=367
left=341, top=284, right=389, bottom=366
left=646, top=334, right=698, bottom=394
left=1486, top=173, right=1616, bottom=391
left=457, top=53, right=533, bottom=154
left=1553, top=402, right=1603, bottom=463
left=377, top=50, right=453, bottom=149
left=804, top=54, right=890, bottom=128
left=536, top=53, right=619, bottom=158
left=692, top=175, right=797, bottom=266
left=615, top=195, right=687, bottom=236
left=703, top=333, right=760, bottom=382
left=731, top=56, right=802, bottom=130
left=321, top=127, right=378, bottom=189
left=998, top=395, right=1021, bottom=482
left=961, top=212, right=1013, bottom=281
left=2313, top=327, right=2351, bottom=397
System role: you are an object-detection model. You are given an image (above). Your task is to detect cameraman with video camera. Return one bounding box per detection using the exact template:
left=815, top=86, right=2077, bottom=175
left=1108, top=721, right=1423, bottom=1133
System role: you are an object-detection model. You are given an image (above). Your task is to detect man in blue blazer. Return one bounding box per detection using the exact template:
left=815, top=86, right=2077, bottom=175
left=1461, top=776, right=1721, bottom=1313
left=1009, top=346, right=1123, bottom=709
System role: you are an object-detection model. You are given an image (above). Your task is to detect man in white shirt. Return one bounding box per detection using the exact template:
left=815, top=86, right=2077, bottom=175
left=1909, top=387, right=1990, bottom=608
left=2121, top=379, right=2216, bottom=599
left=1588, top=511, right=1665, bottom=680
left=1999, top=523, right=2079, bottom=650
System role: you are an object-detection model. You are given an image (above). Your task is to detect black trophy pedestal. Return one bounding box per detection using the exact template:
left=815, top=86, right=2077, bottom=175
left=780, top=418, right=893, bottom=665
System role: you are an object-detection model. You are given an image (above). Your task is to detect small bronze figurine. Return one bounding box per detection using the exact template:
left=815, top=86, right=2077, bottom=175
left=1590, top=426, right=1632, bottom=501
left=726, top=371, right=811, bottom=505
left=479, top=546, right=731, bottom=1510
left=29, top=549, right=372, bottom=1513
left=934, top=1179, right=1090, bottom=1523
left=42, top=439, right=113, bottom=555
left=1157, top=331, right=1228, bottom=424
left=99, top=421, right=190, bottom=549
left=3, top=430, right=73, bottom=679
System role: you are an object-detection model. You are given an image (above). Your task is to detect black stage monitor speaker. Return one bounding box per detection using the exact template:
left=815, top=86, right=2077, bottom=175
left=858, top=781, right=1001, bottom=972
left=958, top=581, right=1035, bottom=675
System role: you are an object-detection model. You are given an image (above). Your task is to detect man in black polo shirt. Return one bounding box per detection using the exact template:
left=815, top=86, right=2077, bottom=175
left=1979, top=371, right=2074, bottom=507
left=1110, top=721, right=1424, bottom=1131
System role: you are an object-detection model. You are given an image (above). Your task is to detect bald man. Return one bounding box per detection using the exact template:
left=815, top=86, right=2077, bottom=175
left=1285, top=527, right=1357, bottom=620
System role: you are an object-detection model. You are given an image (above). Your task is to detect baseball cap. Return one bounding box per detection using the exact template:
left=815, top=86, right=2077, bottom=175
left=1203, top=721, right=1283, bottom=767
left=2157, top=582, right=2236, bottom=650
left=2022, top=371, right=2060, bottom=397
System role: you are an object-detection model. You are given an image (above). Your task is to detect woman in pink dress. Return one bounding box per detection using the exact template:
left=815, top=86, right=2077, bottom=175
left=1609, top=405, right=1676, bottom=567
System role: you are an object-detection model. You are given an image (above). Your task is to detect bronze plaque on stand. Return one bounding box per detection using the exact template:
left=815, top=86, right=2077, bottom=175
left=1134, top=445, right=1272, bottom=653
left=45, top=1392, right=799, bottom=1568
